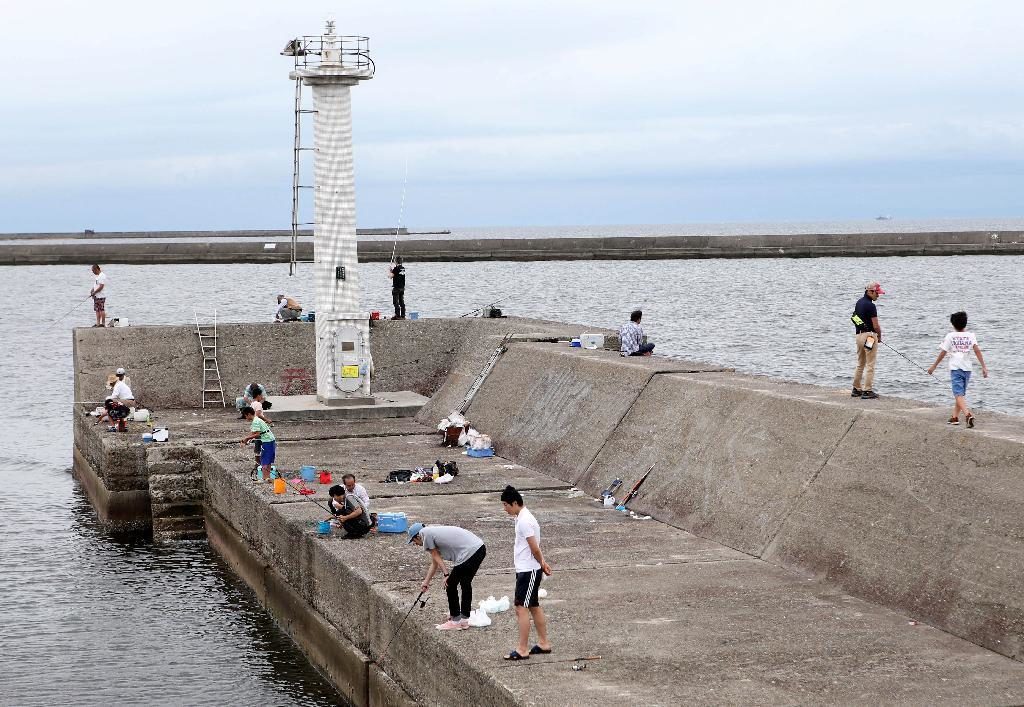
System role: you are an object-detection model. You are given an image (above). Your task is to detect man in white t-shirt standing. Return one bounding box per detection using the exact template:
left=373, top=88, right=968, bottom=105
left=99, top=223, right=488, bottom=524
left=90, top=264, right=108, bottom=327
left=500, top=485, right=553, bottom=661
left=927, top=310, right=989, bottom=428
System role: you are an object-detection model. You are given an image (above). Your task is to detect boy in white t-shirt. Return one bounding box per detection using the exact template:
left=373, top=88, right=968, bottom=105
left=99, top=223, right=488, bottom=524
left=500, top=485, right=553, bottom=661
left=927, top=310, right=989, bottom=428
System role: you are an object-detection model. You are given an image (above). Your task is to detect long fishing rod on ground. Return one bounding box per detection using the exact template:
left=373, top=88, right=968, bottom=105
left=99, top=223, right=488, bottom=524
left=458, top=293, right=518, bottom=318
left=502, top=655, right=603, bottom=667
left=381, top=588, right=428, bottom=658
left=48, top=296, right=93, bottom=328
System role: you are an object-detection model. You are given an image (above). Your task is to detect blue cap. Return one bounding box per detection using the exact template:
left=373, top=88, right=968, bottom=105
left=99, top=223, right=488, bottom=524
left=407, top=522, right=424, bottom=543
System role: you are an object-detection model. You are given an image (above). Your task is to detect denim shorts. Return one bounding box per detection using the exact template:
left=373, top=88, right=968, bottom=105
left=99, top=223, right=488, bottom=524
left=259, top=440, right=277, bottom=466
left=951, top=369, right=971, bottom=397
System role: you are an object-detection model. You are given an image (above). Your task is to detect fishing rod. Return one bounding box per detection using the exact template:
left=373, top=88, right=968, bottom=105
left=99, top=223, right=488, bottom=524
left=620, top=464, right=655, bottom=507
left=48, top=296, right=92, bottom=329
left=381, top=588, right=428, bottom=658
left=879, top=340, right=936, bottom=378
left=389, top=159, right=409, bottom=266
left=458, top=293, right=517, bottom=318
left=503, top=655, right=602, bottom=667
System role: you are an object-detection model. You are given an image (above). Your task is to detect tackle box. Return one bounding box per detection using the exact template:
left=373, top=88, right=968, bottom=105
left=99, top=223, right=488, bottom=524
left=377, top=512, right=409, bottom=533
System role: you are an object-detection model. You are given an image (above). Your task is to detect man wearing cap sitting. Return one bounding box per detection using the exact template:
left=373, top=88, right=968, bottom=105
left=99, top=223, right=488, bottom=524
left=851, top=281, right=885, bottom=399
left=408, top=522, right=487, bottom=631
left=105, top=367, right=136, bottom=431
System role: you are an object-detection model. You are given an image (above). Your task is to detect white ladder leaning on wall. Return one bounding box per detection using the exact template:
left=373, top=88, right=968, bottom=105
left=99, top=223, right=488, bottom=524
left=194, top=310, right=226, bottom=408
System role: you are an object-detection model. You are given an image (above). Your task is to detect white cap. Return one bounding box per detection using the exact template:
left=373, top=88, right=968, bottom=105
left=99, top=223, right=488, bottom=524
left=116, top=367, right=126, bottom=375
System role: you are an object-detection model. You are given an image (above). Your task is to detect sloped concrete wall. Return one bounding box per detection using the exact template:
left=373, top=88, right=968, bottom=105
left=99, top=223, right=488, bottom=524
left=577, top=372, right=862, bottom=555
left=763, top=410, right=1024, bottom=661
left=464, top=344, right=723, bottom=483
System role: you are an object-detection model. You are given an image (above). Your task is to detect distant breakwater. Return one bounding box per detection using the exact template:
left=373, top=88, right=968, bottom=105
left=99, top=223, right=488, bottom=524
left=1, top=230, right=1021, bottom=265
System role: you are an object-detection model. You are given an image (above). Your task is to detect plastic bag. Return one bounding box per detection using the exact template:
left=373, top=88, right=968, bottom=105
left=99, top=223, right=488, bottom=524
left=467, top=608, right=491, bottom=627
left=434, top=473, right=454, bottom=484
left=479, top=595, right=511, bottom=613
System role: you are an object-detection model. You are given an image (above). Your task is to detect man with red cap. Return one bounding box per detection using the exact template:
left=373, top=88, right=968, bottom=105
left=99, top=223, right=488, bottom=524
left=851, top=281, right=885, bottom=399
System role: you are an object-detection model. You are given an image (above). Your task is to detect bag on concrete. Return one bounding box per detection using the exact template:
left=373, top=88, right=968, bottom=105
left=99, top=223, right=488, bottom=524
left=384, top=469, right=413, bottom=483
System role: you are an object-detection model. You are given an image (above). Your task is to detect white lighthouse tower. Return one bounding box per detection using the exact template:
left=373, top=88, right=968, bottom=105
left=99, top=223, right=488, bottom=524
left=285, top=22, right=374, bottom=406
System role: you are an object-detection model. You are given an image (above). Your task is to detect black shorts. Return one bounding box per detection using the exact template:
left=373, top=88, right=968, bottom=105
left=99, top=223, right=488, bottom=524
left=514, top=569, right=543, bottom=608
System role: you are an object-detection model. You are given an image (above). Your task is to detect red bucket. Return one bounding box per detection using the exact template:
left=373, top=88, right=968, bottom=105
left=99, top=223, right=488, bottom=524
left=318, top=470, right=332, bottom=484
left=370, top=311, right=381, bottom=321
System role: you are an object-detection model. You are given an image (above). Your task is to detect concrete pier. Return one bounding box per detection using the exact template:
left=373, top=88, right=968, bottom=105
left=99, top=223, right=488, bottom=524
left=72, top=318, right=1024, bottom=705
left=7, top=229, right=1024, bottom=265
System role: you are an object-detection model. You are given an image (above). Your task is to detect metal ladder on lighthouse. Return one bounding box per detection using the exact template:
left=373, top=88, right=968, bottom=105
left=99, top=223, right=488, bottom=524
left=195, top=310, right=226, bottom=408
left=289, top=54, right=317, bottom=275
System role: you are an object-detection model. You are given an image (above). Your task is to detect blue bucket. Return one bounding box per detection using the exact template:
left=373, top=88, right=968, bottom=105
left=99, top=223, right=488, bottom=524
left=409, top=312, right=419, bottom=320
left=300, top=465, right=317, bottom=482
left=317, top=520, right=332, bottom=535
left=142, top=432, right=153, bottom=443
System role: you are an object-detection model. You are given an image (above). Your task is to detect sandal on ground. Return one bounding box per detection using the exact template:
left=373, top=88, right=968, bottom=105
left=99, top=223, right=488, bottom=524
left=529, top=645, right=552, bottom=655
left=503, top=650, right=529, bottom=661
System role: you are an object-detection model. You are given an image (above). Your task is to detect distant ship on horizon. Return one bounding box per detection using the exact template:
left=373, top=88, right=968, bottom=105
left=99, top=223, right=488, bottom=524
left=875, top=215, right=893, bottom=221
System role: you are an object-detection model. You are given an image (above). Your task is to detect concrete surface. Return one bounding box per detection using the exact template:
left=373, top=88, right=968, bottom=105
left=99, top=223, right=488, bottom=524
left=10, top=230, right=1024, bottom=265
left=465, top=343, right=726, bottom=484
left=71, top=317, right=1024, bottom=704
left=577, top=371, right=864, bottom=555
left=267, top=392, right=427, bottom=421
left=764, top=408, right=1024, bottom=662
left=200, top=444, right=1024, bottom=706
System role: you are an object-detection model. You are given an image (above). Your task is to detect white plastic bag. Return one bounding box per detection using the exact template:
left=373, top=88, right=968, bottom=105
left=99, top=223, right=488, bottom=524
left=479, top=595, right=511, bottom=613
left=434, top=473, right=454, bottom=484
left=467, top=608, right=491, bottom=627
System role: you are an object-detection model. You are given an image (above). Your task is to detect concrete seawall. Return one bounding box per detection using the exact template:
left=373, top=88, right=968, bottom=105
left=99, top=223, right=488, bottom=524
left=9, top=230, right=1024, bottom=265
left=72, top=319, right=1024, bottom=704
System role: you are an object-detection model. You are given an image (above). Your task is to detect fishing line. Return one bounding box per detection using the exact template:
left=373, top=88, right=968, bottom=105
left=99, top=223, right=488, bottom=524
left=389, top=158, right=409, bottom=266
left=879, top=340, right=937, bottom=379
left=48, top=296, right=92, bottom=329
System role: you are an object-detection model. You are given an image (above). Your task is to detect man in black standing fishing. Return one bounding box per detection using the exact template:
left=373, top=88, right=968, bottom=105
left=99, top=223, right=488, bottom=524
left=389, top=256, right=406, bottom=320
left=851, top=281, right=885, bottom=399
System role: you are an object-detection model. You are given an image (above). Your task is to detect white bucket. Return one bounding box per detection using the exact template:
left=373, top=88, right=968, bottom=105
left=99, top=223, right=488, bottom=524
left=132, top=409, right=150, bottom=422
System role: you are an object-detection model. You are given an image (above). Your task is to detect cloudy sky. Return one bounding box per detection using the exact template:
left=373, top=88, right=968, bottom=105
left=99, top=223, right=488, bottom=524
left=1, top=1, right=1022, bottom=231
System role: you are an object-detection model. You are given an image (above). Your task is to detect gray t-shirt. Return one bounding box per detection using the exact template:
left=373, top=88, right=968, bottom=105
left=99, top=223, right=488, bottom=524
left=420, top=526, right=484, bottom=566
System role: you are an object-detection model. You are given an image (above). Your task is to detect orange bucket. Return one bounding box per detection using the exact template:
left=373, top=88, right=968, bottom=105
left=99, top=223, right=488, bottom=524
left=273, top=478, right=287, bottom=494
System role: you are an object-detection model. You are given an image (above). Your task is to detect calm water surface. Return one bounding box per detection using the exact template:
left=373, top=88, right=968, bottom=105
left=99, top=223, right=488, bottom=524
left=1, top=253, right=1021, bottom=704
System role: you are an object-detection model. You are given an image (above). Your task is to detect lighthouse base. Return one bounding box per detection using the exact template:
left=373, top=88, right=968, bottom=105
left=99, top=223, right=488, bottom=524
left=266, top=391, right=426, bottom=421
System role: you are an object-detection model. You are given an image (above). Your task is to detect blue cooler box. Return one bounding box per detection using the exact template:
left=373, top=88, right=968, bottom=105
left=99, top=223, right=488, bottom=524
left=377, top=512, right=409, bottom=533
left=467, top=447, right=494, bottom=458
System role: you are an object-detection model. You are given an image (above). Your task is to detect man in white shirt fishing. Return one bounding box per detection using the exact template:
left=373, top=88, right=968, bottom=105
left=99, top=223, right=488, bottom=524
left=89, top=265, right=108, bottom=327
